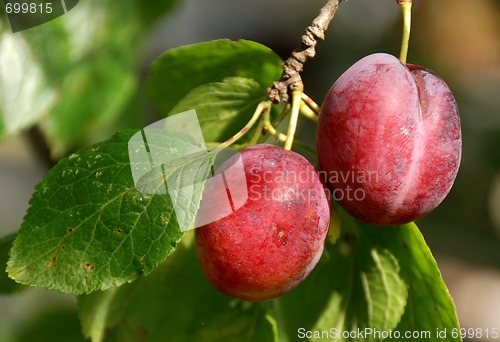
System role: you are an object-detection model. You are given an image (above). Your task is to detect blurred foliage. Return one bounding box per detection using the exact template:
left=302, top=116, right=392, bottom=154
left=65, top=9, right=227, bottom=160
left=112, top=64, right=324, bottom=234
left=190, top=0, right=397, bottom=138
left=0, top=233, right=25, bottom=294
left=0, top=0, right=176, bottom=157
left=483, top=129, right=500, bottom=170
left=14, top=307, right=84, bottom=342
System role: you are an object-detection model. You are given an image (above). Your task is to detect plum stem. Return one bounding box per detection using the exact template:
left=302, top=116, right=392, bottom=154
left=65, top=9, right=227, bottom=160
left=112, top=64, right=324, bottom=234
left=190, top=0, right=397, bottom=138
left=271, top=103, right=291, bottom=129
left=284, top=90, right=303, bottom=150
left=263, top=124, right=287, bottom=142
left=217, top=101, right=269, bottom=150
left=262, top=117, right=315, bottom=155
left=263, top=112, right=287, bottom=142
left=301, top=93, right=321, bottom=114
left=300, top=93, right=321, bottom=123
left=398, top=0, right=412, bottom=64
left=268, top=0, right=342, bottom=103
left=300, top=101, right=318, bottom=123
left=248, top=109, right=268, bottom=146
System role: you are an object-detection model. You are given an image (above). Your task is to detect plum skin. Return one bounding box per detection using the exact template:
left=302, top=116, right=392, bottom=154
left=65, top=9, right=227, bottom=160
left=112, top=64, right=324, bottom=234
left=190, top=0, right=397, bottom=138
left=316, top=53, right=461, bottom=225
left=195, top=144, right=330, bottom=302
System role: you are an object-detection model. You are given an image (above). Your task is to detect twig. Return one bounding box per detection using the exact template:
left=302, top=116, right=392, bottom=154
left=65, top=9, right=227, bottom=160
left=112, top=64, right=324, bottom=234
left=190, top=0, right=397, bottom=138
left=267, top=0, right=342, bottom=103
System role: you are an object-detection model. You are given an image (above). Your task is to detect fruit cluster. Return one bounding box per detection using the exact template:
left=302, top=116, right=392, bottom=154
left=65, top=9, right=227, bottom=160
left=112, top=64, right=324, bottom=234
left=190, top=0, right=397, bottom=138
left=195, top=52, right=461, bottom=301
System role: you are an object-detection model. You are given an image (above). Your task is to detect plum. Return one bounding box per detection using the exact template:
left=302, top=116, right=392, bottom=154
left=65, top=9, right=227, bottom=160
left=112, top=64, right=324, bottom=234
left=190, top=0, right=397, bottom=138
left=316, top=53, right=461, bottom=225
left=195, top=144, right=330, bottom=301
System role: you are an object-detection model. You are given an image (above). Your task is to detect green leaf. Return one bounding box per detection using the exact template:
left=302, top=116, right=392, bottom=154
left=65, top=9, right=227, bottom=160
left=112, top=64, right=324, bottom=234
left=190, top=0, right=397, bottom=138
left=385, top=223, right=462, bottom=342
left=276, top=212, right=408, bottom=342
left=0, top=233, right=26, bottom=294
left=7, top=130, right=188, bottom=294
left=275, top=207, right=461, bottom=342
left=78, top=236, right=276, bottom=342
left=169, top=77, right=269, bottom=143
left=146, top=39, right=283, bottom=116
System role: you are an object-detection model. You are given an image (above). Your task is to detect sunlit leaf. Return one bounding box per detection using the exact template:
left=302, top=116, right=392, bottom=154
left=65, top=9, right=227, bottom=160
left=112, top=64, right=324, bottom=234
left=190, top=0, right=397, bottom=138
left=169, top=77, right=269, bottom=143
left=7, top=130, right=187, bottom=294
left=0, top=0, right=178, bottom=155
left=146, top=39, right=283, bottom=117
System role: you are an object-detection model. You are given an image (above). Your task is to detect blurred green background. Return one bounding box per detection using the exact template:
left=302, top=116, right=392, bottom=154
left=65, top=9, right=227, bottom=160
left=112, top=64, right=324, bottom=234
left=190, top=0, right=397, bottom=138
left=0, top=0, right=499, bottom=341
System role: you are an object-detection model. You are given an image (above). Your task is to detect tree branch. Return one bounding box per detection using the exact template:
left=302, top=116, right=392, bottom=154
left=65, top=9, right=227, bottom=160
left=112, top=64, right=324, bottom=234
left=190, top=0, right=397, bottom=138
left=267, top=0, right=342, bottom=103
